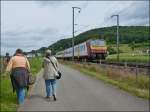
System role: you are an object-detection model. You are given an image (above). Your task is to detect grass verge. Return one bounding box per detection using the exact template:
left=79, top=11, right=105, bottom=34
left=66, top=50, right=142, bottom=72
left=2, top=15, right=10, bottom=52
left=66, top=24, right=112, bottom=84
left=0, top=75, right=17, bottom=112
left=61, top=61, right=150, bottom=99
left=0, top=57, right=43, bottom=112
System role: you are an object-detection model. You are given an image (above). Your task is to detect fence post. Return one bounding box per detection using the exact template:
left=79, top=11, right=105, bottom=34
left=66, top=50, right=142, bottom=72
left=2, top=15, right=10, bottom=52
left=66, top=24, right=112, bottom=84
left=135, top=64, right=138, bottom=82
left=99, top=59, right=101, bottom=65
left=124, top=62, right=127, bottom=67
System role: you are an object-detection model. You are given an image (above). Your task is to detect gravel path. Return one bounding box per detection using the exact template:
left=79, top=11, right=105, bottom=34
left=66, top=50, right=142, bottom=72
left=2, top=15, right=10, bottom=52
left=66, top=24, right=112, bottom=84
left=18, top=64, right=149, bottom=111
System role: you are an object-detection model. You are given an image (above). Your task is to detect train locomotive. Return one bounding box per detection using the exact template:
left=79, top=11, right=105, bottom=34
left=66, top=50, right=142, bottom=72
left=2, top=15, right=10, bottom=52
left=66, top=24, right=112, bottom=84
left=56, top=39, right=107, bottom=61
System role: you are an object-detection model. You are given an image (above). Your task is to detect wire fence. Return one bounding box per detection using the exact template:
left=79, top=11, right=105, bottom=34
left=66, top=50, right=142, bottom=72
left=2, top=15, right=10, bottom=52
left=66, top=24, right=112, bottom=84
left=105, top=64, right=148, bottom=75
left=76, top=61, right=149, bottom=82
left=91, top=62, right=150, bottom=76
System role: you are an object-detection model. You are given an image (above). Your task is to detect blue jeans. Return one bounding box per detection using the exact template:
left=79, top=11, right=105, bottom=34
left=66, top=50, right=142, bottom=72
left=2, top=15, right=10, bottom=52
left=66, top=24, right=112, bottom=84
left=16, top=87, right=25, bottom=104
left=45, top=79, right=57, bottom=97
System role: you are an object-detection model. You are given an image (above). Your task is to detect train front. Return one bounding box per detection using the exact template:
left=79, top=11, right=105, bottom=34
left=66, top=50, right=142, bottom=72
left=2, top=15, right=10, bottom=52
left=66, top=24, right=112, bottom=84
left=88, top=39, right=107, bottom=59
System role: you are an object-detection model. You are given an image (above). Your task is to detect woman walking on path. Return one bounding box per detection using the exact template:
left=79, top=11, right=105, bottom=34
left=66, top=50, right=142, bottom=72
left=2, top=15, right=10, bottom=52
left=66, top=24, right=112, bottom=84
left=43, top=49, right=59, bottom=101
left=6, top=49, right=30, bottom=105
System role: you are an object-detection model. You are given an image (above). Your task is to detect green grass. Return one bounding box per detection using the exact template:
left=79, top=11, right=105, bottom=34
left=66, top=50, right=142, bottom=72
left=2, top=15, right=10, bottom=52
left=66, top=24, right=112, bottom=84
left=107, top=43, right=149, bottom=63
left=106, top=53, right=149, bottom=63
left=29, top=57, right=43, bottom=75
left=0, top=58, right=5, bottom=74
left=0, top=57, right=43, bottom=111
left=110, top=43, right=149, bottom=53
left=0, top=75, right=18, bottom=112
left=110, top=44, right=132, bottom=53
left=61, top=61, right=150, bottom=99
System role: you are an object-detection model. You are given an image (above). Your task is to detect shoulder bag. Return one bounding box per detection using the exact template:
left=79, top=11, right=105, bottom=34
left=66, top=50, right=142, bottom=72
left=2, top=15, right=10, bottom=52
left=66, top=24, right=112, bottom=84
left=25, top=57, right=36, bottom=85
left=49, top=58, right=62, bottom=80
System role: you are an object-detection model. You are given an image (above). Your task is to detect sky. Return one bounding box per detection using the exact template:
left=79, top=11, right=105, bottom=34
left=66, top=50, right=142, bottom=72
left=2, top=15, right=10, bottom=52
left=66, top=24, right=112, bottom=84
left=1, top=0, right=149, bottom=55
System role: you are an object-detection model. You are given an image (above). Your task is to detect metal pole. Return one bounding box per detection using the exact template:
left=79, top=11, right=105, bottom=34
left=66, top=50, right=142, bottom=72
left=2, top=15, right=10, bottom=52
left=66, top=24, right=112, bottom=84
left=72, top=7, right=75, bottom=61
left=72, top=7, right=81, bottom=61
left=117, top=15, right=119, bottom=61
left=111, top=15, right=120, bottom=61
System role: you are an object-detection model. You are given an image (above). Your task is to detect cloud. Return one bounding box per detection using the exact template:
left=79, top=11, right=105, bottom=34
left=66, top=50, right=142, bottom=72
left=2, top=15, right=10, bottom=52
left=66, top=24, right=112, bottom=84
left=115, top=1, right=149, bottom=25
left=36, top=1, right=66, bottom=7
left=2, top=30, right=28, bottom=37
left=1, top=27, right=59, bottom=55
left=2, top=35, right=57, bottom=48
left=123, top=1, right=149, bottom=19
left=38, top=27, right=58, bottom=35
left=2, top=27, right=59, bottom=38
left=1, top=35, right=51, bottom=55
left=1, top=41, right=37, bottom=48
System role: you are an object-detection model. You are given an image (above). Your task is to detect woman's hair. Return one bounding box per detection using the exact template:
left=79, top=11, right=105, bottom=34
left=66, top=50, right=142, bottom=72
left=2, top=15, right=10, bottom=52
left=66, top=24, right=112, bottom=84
left=45, top=49, right=51, bottom=58
left=6, top=52, right=9, bottom=56
left=15, top=49, right=23, bottom=54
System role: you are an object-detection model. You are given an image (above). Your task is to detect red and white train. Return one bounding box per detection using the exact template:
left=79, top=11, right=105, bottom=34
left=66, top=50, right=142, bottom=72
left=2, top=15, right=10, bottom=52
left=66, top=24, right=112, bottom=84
left=55, top=39, right=107, bottom=60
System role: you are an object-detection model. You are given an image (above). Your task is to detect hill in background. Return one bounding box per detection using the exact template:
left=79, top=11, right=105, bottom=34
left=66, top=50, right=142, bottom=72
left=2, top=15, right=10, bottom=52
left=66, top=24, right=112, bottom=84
left=34, top=26, right=149, bottom=54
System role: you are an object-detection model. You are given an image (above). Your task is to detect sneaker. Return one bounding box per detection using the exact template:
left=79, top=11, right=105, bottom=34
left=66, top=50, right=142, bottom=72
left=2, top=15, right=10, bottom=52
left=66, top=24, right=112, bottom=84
left=45, top=96, right=53, bottom=102
left=45, top=96, right=50, bottom=99
left=53, top=95, right=57, bottom=101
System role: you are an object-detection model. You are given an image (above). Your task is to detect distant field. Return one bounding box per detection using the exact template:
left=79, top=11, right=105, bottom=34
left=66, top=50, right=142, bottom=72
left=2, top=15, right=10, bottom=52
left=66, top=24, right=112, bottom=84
left=110, top=43, right=149, bottom=53
left=106, top=53, right=149, bottom=63
left=110, top=44, right=132, bottom=53
left=0, top=57, right=42, bottom=111
left=107, top=44, right=149, bottom=63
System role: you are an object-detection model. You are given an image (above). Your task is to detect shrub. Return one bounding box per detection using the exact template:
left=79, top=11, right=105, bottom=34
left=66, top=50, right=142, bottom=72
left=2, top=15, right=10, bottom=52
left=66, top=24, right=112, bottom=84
left=107, top=46, right=117, bottom=55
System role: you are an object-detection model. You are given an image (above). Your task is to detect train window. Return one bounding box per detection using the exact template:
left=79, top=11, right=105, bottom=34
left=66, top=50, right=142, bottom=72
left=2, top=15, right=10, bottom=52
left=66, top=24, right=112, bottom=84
left=79, top=45, right=85, bottom=51
left=98, top=40, right=105, bottom=46
left=90, top=41, right=96, bottom=45
left=83, top=45, right=85, bottom=51
left=90, top=40, right=105, bottom=46
left=67, top=49, right=72, bottom=54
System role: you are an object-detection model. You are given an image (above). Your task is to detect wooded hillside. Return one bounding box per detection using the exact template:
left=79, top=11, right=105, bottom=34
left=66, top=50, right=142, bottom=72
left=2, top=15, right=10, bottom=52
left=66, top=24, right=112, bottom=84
left=35, top=26, right=149, bottom=54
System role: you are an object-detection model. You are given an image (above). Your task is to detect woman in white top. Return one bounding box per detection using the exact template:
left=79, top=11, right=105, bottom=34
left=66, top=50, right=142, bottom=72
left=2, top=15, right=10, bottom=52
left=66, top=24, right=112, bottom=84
left=43, top=49, right=59, bottom=101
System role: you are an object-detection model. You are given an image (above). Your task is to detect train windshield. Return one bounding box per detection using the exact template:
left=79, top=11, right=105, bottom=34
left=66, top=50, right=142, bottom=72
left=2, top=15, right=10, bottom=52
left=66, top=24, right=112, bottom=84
left=90, top=40, right=105, bottom=46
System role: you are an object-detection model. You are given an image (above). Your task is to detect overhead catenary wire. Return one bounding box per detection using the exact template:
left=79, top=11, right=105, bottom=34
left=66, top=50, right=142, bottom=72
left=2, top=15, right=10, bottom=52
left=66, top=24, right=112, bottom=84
left=59, top=1, right=118, bottom=40
left=61, top=1, right=89, bottom=32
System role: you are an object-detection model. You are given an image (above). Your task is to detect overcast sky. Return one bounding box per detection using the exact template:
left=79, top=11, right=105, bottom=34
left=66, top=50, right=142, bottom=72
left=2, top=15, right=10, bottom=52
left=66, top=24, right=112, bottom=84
left=1, top=1, right=149, bottom=55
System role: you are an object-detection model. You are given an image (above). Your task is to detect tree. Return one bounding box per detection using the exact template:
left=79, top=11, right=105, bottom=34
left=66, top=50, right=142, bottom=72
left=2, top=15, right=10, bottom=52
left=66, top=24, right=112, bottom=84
left=131, top=41, right=135, bottom=51
left=129, top=41, right=135, bottom=56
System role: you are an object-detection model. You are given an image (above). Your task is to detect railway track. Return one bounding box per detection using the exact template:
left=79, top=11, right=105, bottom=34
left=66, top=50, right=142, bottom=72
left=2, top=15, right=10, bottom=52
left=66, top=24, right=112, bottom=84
left=77, top=60, right=150, bottom=69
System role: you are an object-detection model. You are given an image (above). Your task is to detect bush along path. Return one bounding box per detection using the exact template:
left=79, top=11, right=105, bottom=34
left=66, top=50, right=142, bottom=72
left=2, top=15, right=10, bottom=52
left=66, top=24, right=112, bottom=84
left=0, top=57, right=43, bottom=112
